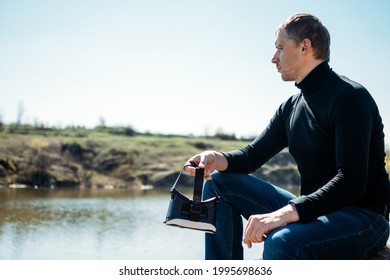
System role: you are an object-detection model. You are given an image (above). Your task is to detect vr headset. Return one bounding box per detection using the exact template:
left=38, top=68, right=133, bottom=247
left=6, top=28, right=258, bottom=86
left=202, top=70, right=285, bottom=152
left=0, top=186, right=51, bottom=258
left=164, top=162, right=219, bottom=233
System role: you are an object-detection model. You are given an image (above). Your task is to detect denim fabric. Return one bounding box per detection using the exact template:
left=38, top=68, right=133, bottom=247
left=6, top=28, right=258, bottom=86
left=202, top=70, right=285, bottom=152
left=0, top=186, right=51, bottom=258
left=203, top=172, right=389, bottom=260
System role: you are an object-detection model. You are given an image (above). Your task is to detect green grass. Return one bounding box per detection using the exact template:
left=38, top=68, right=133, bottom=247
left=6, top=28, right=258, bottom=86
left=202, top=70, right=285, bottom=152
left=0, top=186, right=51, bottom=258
left=1, top=124, right=388, bottom=188
left=0, top=125, right=251, bottom=188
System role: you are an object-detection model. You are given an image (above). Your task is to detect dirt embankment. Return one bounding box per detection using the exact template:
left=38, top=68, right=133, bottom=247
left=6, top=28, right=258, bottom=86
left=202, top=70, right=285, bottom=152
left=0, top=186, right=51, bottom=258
left=0, top=135, right=300, bottom=190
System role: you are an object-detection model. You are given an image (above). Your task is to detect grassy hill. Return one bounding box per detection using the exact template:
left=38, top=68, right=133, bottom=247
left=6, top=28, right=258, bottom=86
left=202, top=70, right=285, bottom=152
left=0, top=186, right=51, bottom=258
left=0, top=124, right=388, bottom=191
left=0, top=125, right=260, bottom=189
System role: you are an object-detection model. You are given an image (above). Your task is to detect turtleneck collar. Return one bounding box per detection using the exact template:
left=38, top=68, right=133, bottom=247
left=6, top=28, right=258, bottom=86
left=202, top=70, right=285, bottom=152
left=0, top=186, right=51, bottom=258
left=295, top=61, right=332, bottom=94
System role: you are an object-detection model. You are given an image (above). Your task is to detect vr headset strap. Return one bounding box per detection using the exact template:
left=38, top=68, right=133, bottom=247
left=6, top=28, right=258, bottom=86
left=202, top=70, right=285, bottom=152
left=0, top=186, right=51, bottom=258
left=192, top=167, right=204, bottom=203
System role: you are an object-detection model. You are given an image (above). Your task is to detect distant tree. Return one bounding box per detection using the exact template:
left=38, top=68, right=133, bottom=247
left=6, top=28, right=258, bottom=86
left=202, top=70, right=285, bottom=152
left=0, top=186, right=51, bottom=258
left=99, top=116, right=106, bottom=127
left=16, top=101, right=25, bottom=125
left=214, top=128, right=236, bottom=140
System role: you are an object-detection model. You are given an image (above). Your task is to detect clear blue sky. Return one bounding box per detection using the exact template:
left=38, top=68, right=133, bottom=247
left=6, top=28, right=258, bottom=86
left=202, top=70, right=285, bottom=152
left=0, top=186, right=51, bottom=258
left=1, top=0, right=389, bottom=146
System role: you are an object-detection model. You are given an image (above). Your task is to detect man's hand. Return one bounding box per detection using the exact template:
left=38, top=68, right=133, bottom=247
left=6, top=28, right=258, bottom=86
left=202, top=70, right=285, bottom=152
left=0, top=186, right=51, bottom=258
left=184, top=150, right=228, bottom=180
left=243, top=204, right=299, bottom=248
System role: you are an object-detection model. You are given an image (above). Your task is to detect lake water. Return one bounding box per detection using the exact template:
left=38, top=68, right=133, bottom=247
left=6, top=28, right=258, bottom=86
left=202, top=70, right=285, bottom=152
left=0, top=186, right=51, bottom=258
left=0, top=188, right=263, bottom=260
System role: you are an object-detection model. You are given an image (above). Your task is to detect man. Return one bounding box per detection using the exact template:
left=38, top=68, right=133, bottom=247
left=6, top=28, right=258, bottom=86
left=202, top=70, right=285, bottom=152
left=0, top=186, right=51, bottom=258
left=185, top=13, right=390, bottom=259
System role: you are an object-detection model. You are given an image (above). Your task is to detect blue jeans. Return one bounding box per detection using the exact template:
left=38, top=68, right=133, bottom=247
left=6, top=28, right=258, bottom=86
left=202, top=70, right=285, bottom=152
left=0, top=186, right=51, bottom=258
left=203, top=172, right=390, bottom=260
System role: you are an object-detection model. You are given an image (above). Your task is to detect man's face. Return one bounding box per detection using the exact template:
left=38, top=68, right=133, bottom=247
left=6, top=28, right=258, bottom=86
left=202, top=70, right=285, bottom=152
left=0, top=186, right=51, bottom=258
left=271, top=29, right=303, bottom=82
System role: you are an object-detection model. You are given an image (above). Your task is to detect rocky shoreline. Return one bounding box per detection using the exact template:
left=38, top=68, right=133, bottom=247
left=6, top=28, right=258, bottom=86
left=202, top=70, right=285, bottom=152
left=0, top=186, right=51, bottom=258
left=0, top=135, right=300, bottom=191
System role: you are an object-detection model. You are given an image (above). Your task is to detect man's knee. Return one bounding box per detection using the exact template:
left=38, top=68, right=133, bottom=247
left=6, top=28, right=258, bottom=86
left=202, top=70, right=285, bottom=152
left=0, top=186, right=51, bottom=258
left=203, top=172, right=244, bottom=200
left=263, top=228, right=300, bottom=260
left=209, top=171, right=251, bottom=190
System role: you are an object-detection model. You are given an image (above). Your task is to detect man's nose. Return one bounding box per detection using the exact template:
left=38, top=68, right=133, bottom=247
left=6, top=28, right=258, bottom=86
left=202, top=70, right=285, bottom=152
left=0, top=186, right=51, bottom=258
left=271, top=52, right=278, bottom=64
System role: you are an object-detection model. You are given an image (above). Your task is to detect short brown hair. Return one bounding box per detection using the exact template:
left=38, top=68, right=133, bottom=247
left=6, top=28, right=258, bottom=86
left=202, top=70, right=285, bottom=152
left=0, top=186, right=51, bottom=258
left=277, top=13, right=331, bottom=61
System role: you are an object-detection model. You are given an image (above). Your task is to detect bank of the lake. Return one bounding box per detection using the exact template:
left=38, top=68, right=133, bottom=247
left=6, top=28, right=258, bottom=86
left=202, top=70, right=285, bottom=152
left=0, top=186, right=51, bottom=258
left=0, top=126, right=302, bottom=191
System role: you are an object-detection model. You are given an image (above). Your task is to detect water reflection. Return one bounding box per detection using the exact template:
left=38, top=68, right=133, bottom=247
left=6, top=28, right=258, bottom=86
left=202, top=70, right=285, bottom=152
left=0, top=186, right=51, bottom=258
left=0, top=188, right=189, bottom=259
left=0, top=188, right=265, bottom=260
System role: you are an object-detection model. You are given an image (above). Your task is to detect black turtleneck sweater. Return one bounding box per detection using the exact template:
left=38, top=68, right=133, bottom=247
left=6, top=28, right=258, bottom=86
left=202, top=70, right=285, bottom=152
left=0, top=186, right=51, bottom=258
left=223, top=62, right=390, bottom=223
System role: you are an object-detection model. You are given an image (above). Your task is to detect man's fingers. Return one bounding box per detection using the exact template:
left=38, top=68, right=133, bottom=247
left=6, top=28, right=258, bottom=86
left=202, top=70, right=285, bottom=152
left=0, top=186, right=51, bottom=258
left=198, top=153, right=208, bottom=168
left=244, top=215, right=267, bottom=248
left=243, top=218, right=255, bottom=248
left=243, top=238, right=252, bottom=249
left=184, top=152, right=216, bottom=179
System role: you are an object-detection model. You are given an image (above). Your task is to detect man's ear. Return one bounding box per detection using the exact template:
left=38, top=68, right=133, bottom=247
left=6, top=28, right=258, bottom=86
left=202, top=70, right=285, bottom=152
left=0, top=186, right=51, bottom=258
left=301, top=38, right=312, bottom=53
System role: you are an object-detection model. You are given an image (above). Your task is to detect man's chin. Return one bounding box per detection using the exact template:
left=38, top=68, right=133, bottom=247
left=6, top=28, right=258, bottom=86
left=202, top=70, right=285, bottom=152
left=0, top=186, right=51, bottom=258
left=280, top=74, right=294, bottom=82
